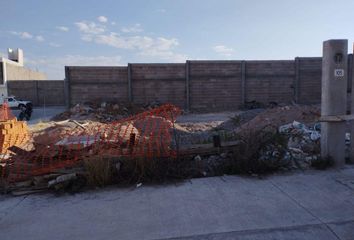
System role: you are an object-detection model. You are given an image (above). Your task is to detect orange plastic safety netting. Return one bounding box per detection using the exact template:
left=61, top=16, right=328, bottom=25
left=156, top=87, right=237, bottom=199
left=0, top=103, right=15, bottom=121
left=0, top=104, right=181, bottom=182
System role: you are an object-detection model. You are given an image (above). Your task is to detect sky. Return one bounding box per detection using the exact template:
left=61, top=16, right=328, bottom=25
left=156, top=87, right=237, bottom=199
left=1, top=0, right=354, bottom=79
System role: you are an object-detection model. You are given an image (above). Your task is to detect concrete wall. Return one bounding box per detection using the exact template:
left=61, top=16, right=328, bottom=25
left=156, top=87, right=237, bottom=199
left=67, top=66, right=128, bottom=106
left=131, top=64, right=186, bottom=108
left=245, top=60, right=295, bottom=104
left=4, top=55, right=350, bottom=110
left=58, top=55, right=347, bottom=110
left=296, top=57, right=322, bottom=104
left=5, top=63, right=46, bottom=81
left=7, top=80, right=65, bottom=106
left=189, top=61, right=242, bottom=110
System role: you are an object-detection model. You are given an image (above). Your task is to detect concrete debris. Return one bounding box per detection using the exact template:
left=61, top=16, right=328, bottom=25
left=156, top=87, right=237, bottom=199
left=2, top=172, right=79, bottom=195
left=279, top=120, right=321, bottom=141
left=52, top=102, right=150, bottom=122
left=278, top=121, right=321, bottom=169
left=55, top=135, right=97, bottom=148
left=14, top=180, right=32, bottom=188
left=48, top=173, right=77, bottom=188
left=1, top=103, right=330, bottom=195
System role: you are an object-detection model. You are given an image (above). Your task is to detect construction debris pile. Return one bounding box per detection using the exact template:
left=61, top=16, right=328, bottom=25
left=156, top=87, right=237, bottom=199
left=236, top=105, right=321, bottom=169
left=0, top=102, right=329, bottom=195
left=184, top=105, right=322, bottom=177
left=0, top=104, right=181, bottom=194
left=278, top=121, right=321, bottom=168
left=234, top=105, right=320, bottom=134
left=52, top=102, right=155, bottom=122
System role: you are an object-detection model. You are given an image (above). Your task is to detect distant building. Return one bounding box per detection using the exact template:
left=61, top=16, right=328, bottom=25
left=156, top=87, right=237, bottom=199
left=0, top=48, right=46, bottom=97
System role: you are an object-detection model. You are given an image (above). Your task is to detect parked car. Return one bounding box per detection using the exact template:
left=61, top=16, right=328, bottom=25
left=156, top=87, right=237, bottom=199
left=1, top=96, right=32, bottom=109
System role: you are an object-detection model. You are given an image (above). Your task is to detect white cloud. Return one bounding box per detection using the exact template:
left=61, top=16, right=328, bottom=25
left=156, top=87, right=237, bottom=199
left=213, top=45, right=234, bottom=57
left=57, top=26, right=69, bottom=32
left=93, top=33, right=185, bottom=61
left=81, top=34, right=93, bottom=42
left=94, top=33, right=153, bottom=49
left=157, top=9, right=166, bottom=13
left=35, top=35, right=45, bottom=42
left=49, top=42, right=61, bottom=47
left=11, top=31, right=33, bottom=39
left=111, top=21, right=116, bottom=26
left=75, top=18, right=186, bottom=62
left=137, top=38, right=186, bottom=62
left=97, top=16, right=108, bottom=23
left=75, top=21, right=105, bottom=34
left=153, top=37, right=179, bottom=51
left=121, top=23, right=143, bottom=33
left=139, top=38, right=186, bottom=61
left=20, top=32, right=33, bottom=39
left=27, top=55, right=122, bottom=79
left=90, top=33, right=178, bottom=51
left=11, top=31, right=45, bottom=43
left=140, top=48, right=187, bottom=62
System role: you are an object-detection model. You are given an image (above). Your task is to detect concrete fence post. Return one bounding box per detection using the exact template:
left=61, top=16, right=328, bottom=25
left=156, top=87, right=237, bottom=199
left=350, top=47, right=354, bottom=163
left=321, top=39, right=348, bottom=167
left=348, top=54, right=353, bottom=95
left=185, top=60, right=190, bottom=111
left=128, top=63, right=132, bottom=103
left=241, top=61, right=246, bottom=104
left=128, top=63, right=133, bottom=103
left=294, top=57, right=300, bottom=103
left=35, top=80, right=39, bottom=106
left=64, top=66, right=71, bottom=109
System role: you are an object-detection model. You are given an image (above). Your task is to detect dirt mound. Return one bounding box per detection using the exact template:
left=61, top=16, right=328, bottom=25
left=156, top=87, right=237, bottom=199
left=235, top=105, right=320, bottom=134
left=51, top=102, right=149, bottom=122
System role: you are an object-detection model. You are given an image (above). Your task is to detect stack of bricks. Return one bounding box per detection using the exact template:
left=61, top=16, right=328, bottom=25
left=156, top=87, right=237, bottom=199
left=0, top=118, right=30, bottom=155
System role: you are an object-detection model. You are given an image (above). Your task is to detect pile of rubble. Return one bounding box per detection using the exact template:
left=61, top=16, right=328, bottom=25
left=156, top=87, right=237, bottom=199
left=52, top=102, right=150, bottom=122
left=183, top=105, right=322, bottom=176
left=3, top=169, right=87, bottom=195
left=278, top=121, right=321, bottom=169
left=0, top=103, right=331, bottom=195
left=188, top=120, right=322, bottom=177
left=0, top=104, right=182, bottom=194
left=235, top=105, right=320, bottom=134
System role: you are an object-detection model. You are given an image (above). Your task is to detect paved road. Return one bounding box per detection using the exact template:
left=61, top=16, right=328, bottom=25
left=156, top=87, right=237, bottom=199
left=1, top=167, right=354, bottom=240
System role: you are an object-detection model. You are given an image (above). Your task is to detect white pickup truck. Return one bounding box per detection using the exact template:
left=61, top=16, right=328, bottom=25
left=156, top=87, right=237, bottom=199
left=0, top=96, right=32, bottom=109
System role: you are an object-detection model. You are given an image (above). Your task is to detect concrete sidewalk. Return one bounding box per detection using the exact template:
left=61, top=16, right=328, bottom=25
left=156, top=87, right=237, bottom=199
left=1, top=167, right=354, bottom=240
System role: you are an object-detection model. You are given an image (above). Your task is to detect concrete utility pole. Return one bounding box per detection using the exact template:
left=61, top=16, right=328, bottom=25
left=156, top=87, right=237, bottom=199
left=321, top=39, right=348, bottom=167
left=351, top=44, right=354, bottom=163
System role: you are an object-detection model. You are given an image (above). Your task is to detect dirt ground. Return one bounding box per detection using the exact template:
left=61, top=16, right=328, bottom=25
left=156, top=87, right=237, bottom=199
left=176, top=109, right=263, bottom=132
